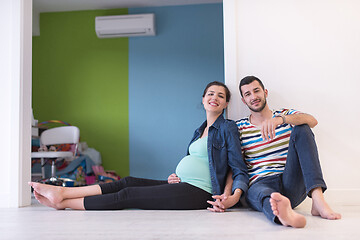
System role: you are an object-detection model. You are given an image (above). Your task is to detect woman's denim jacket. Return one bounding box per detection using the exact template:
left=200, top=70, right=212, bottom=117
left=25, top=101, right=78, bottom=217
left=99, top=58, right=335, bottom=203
left=187, top=115, right=248, bottom=196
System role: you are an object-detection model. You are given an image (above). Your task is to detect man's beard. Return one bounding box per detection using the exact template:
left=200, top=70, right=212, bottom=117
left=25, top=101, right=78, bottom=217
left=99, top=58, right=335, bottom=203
left=248, top=98, right=267, bottom=112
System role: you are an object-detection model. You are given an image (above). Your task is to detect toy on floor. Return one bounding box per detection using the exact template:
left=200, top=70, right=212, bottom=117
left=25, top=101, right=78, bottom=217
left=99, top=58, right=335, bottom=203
left=91, top=165, right=121, bottom=183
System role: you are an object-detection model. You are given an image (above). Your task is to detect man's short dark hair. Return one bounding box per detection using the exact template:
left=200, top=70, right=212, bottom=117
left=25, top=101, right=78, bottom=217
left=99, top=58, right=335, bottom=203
left=239, top=76, right=265, bottom=97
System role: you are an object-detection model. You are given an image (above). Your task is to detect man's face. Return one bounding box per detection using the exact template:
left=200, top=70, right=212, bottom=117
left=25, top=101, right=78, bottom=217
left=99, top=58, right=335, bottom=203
left=240, top=81, right=268, bottom=113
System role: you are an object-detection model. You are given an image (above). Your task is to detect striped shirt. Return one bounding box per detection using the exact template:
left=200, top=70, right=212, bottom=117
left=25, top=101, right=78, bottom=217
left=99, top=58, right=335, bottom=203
left=236, top=109, right=300, bottom=185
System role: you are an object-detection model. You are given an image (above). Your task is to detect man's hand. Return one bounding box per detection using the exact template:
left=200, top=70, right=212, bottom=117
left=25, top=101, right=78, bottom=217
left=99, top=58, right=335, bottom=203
left=167, top=173, right=180, bottom=184
left=261, top=117, right=283, bottom=141
left=261, top=113, right=318, bottom=141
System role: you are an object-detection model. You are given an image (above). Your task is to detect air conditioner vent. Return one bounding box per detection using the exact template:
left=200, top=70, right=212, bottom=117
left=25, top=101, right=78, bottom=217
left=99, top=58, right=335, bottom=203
left=95, top=13, right=155, bottom=38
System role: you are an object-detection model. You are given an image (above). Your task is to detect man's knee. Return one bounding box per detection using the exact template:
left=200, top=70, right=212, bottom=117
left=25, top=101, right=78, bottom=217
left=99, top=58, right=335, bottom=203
left=292, top=124, right=314, bottom=137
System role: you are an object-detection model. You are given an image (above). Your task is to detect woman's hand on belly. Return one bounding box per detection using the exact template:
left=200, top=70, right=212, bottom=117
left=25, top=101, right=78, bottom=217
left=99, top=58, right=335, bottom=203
left=168, top=173, right=181, bottom=184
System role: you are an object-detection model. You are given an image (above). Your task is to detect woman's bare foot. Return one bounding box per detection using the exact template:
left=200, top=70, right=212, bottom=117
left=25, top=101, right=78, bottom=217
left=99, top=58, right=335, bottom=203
left=270, top=192, right=306, bottom=228
left=311, top=188, right=341, bottom=220
left=33, top=191, right=65, bottom=210
left=28, top=182, right=64, bottom=204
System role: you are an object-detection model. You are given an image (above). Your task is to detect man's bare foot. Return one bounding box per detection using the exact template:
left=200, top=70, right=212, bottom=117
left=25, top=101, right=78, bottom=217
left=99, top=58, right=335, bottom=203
left=270, top=192, right=306, bottom=228
left=311, top=188, right=341, bottom=220
left=33, top=191, right=65, bottom=210
left=28, top=182, right=64, bottom=204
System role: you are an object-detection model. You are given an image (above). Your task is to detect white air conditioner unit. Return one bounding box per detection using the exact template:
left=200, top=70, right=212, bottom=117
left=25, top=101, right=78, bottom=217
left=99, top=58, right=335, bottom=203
left=95, top=13, right=155, bottom=38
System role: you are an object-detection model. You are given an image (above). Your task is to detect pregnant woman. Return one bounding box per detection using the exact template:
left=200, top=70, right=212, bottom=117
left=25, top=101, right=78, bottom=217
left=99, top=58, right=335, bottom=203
left=29, top=81, right=248, bottom=211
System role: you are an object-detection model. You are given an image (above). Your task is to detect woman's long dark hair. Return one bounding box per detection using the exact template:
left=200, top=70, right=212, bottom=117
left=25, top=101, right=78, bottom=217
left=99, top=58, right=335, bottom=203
left=202, top=81, right=231, bottom=102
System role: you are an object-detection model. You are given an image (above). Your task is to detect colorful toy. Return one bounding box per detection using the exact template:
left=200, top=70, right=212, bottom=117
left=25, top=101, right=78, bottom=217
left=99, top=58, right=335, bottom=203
left=38, top=120, right=71, bottom=128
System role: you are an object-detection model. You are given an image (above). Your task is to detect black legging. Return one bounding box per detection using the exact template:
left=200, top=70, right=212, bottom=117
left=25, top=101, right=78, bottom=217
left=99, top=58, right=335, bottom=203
left=83, top=176, right=213, bottom=210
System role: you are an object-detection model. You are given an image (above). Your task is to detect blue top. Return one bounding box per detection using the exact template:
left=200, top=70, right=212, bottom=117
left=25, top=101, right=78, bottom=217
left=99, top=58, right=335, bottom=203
left=187, top=115, right=249, bottom=195
left=176, top=137, right=212, bottom=194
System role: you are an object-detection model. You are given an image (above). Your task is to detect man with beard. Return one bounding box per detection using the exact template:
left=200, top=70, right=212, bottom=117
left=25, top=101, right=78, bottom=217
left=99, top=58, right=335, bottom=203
left=209, top=76, right=341, bottom=228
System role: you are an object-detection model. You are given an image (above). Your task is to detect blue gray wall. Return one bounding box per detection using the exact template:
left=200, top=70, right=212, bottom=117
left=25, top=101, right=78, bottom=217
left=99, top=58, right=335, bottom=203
left=129, top=4, right=224, bottom=179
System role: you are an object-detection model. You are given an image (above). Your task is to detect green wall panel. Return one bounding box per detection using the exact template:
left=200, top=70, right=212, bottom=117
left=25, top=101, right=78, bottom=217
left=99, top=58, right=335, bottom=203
left=33, top=8, right=129, bottom=177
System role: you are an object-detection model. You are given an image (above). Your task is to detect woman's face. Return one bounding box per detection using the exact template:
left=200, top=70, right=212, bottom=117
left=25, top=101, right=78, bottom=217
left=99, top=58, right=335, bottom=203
left=202, top=85, right=229, bottom=115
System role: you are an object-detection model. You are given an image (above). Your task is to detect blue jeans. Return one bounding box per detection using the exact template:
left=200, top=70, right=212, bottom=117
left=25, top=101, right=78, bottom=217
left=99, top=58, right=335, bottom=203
left=245, top=125, right=327, bottom=223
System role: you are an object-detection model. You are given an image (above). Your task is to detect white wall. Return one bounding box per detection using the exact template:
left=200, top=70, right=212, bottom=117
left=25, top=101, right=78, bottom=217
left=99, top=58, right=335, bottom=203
left=0, top=0, right=13, bottom=207
left=224, top=0, right=360, bottom=204
left=0, top=0, right=32, bottom=208
left=20, top=0, right=33, bottom=207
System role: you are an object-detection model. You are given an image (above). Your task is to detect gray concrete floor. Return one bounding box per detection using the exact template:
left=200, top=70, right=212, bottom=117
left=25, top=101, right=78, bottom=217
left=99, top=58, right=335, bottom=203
left=0, top=197, right=359, bottom=240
